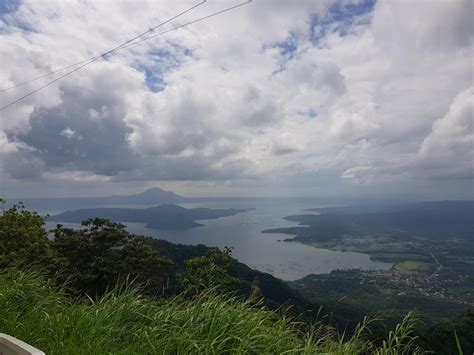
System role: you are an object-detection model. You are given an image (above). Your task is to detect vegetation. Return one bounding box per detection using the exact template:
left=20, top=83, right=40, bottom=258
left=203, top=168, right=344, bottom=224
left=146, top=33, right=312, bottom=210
left=290, top=270, right=471, bottom=328
left=263, top=201, right=474, bottom=241
left=0, top=201, right=471, bottom=353
left=266, top=203, right=474, bottom=342
left=394, top=261, right=433, bottom=272
left=178, top=246, right=241, bottom=295
left=48, top=203, right=252, bottom=230
left=148, top=238, right=314, bottom=315
left=0, top=200, right=53, bottom=269
left=51, top=218, right=171, bottom=296
left=422, top=311, right=474, bottom=354
left=0, top=269, right=426, bottom=354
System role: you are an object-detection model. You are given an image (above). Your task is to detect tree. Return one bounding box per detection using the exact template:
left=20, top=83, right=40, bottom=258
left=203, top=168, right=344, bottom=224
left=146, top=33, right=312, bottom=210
left=178, top=246, right=241, bottom=295
left=51, top=218, right=171, bottom=296
left=422, top=311, right=474, bottom=354
left=0, top=201, right=53, bottom=269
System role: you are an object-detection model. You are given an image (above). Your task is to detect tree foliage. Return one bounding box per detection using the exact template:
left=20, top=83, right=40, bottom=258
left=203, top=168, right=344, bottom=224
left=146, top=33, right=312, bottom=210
left=422, top=311, right=474, bottom=354
left=51, top=218, right=171, bottom=296
left=178, top=246, right=241, bottom=295
left=0, top=201, right=53, bottom=269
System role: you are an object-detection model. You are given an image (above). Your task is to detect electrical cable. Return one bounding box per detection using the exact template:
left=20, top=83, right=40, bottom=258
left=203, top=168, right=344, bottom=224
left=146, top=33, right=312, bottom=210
left=0, top=0, right=252, bottom=111
left=0, top=0, right=206, bottom=93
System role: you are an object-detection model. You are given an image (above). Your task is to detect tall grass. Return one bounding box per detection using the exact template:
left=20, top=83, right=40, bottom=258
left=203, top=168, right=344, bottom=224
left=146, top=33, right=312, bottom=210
left=0, top=269, right=425, bottom=354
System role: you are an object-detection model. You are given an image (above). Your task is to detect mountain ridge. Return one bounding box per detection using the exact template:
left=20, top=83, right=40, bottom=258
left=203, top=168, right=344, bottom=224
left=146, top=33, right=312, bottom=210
left=8, top=187, right=188, bottom=211
left=48, top=203, right=253, bottom=230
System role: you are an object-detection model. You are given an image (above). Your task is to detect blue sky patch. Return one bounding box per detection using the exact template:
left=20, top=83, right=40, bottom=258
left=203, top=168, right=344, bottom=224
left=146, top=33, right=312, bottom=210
left=0, top=0, right=20, bottom=16
left=142, top=66, right=167, bottom=93
left=278, top=32, right=298, bottom=58
left=0, top=0, right=37, bottom=33
left=310, top=0, right=375, bottom=42
left=270, top=31, right=300, bottom=74
left=298, top=109, right=318, bottom=119
left=270, top=0, right=375, bottom=74
left=134, top=45, right=193, bottom=93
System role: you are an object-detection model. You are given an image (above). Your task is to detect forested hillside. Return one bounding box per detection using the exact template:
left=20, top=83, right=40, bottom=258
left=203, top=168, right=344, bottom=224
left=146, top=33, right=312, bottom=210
left=264, top=201, right=474, bottom=241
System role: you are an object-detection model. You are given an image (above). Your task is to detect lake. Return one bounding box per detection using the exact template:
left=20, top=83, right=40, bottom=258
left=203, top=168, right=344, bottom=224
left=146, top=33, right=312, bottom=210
left=45, top=199, right=392, bottom=280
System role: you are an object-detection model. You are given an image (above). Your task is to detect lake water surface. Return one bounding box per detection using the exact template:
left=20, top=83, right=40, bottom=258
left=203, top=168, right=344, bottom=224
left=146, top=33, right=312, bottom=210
left=45, top=199, right=391, bottom=280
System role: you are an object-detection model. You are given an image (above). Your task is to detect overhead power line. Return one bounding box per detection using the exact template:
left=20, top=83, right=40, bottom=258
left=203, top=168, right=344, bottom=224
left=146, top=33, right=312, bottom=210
left=0, top=0, right=206, bottom=94
left=110, top=0, right=252, bottom=51
left=0, top=1, right=207, bottom=94
left=0, top=0, right=252, bottom=111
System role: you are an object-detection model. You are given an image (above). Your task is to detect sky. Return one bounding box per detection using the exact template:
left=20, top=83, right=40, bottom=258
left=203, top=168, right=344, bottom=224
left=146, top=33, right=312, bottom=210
left=0, top=0, right=472, bottom=199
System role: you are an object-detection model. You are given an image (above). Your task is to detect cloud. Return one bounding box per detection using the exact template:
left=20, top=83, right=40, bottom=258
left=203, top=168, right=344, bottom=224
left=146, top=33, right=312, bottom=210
left=271, top=132, right=302, bottom=156
left=5, top=62, right=142, bottom=176
left=372, top=0, right=473, bottom=53
left=417, top=88, right=474, bottom=180
left=0, top=0, right=472, bottom=198
left=3, top=147, right=45, bottom=179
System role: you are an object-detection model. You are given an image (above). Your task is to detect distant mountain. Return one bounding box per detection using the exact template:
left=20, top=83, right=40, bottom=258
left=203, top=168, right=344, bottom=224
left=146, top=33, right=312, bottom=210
left=263, top=200, right=474, bottom=241
left=10, top=188, right=419, bottom=213
left=11, top=187, right=188, bottom=212
left=48, top=204, right=253, bottom=230
left=106, top=188, right=187, bottom=204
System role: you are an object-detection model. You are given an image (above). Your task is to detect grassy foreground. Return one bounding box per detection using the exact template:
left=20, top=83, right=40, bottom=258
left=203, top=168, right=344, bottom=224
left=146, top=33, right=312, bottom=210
left=0, top=269, right=425, bottom=354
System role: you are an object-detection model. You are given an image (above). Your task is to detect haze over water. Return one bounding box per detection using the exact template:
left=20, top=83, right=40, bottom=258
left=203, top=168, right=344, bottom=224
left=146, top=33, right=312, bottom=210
left=46, top=199, right=391, bottom=280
